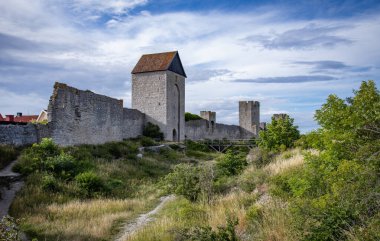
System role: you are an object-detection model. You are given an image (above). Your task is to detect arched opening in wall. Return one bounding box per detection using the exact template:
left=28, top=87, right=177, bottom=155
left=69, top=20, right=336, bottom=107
left=211, top=121, right=215, bottom=133
left=174, top=83, right=180, bottom=141
left=172, top=129, right=177, bottom=142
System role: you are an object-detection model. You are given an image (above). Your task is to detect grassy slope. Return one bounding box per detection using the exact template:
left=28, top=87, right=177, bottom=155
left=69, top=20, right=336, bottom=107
left=127, top=148, right=307, bottom=241
left=10, top=139, right=220, bottom=241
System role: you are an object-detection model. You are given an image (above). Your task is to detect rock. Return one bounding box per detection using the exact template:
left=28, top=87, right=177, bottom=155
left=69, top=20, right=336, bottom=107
left=136, top=153, right=143, bottom=159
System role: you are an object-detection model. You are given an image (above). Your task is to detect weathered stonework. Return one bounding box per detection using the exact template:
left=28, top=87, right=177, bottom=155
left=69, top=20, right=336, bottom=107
left=239, top=101, right=260, bottom=136
left=185, top=119, right=254, bottom=140
left=0, top=123, right=49, bottom=146
left=48, top=82, right=145, bottom=146
left=132, top=71, right=185, bottom=141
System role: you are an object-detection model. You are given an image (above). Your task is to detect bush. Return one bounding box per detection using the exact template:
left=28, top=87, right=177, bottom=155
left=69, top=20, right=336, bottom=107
left=175, top=214, right=240, bottom=241
left=185, top=140, right=209, bottom=152
left=143, top=122, right=164, bottom=140
left=161, top=163, right=201, bottom=201
left=295, top=130, right=325, bottom=150
left=41, top=174, right=60, bottom=192
left=247, top=147, right=274, bottom=168
left=185, top=112, right=202, bottom=122
left=139, top=136, right=157, bottom=147
left=216, top=150, right=247, bottom=176
left=14, top=138, right=60, bottom=175
left=75, top=171, right=105, bottom=196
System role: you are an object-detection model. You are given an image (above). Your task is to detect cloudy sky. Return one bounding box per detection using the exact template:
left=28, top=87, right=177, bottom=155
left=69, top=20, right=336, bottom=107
left=1, top=0, right=379, bottom=132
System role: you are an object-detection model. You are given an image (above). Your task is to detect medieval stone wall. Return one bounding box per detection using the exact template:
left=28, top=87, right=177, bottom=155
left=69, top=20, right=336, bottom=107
left=48, top=83, right=144, bottom=146
left=0, top=123, right=49, bottom=146
left=185, top=119, right=254, bottom=140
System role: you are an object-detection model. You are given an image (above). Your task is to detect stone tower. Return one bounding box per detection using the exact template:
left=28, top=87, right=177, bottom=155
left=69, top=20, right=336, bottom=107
left=200, top=111, right=216, bottom=132
left=239, top=101, right=260, bottom=136
left=131, top=51, right=186, bottom=141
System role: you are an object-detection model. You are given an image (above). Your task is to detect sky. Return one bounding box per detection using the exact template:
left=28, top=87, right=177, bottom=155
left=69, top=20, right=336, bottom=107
left=0, top=0, right=379, bottom=133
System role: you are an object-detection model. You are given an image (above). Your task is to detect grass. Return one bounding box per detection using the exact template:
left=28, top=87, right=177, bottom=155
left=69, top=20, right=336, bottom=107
left=0, top=145, right=20, bottom=169
left=9, top=138, right=219, bottom=241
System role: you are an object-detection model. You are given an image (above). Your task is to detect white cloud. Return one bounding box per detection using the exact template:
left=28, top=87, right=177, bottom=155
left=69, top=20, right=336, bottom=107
left=0, top=1, right=379, bottom=132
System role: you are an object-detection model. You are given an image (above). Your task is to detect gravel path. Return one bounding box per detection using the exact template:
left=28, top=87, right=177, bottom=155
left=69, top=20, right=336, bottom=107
left=115, top=195, right=175, bottom=241
left=0, top=160, right=24, bottom=218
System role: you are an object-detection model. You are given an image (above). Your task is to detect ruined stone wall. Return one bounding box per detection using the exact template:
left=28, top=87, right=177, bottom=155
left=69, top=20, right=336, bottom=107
left=0, top=123, right=49, bottom=146
left=185, top=119, right=254, bottom=140
left=48, top=82, right=144, bottom=146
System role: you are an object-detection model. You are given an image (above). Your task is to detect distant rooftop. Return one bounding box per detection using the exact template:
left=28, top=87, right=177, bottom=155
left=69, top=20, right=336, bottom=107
left=131, top=51, right=187, bottom=77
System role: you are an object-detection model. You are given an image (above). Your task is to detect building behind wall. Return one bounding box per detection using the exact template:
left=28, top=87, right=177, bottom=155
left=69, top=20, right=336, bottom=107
left=131, top=51, right=186, bottom=141
left=239, top=101, right=260, bottom=136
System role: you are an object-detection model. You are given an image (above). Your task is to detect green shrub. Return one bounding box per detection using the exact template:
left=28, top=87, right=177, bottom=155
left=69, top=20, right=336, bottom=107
left=248, top=147, right=274, bottom=168
left=75, top=171, right=105, bottom=196
left=139, top=136, right=157, bottom=147
left=185, top=112, right=202, bottom=122
left=185, top=140, right=209, bottom=152
left=41, top=174, right=60, bottom=192
left=175, top=214, right=240, bottom=241
left=161, top=163, right=201, bottom=201
left=143, top=122, right=164, bottom=140
left=14, top=138, right=60, bottom=175
left=216, top=150, right=247, bottom=176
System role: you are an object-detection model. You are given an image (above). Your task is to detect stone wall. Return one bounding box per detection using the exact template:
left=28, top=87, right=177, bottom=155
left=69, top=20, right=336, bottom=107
left=48, top=82, right=145, bottom=146
left=185, top=119, right=254, bottom=140
left=0, top=123, right=49, bottom=146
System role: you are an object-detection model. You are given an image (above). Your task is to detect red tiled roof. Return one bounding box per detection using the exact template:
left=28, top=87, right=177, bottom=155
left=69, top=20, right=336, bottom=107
left=0, top=114, right=4, bottom=121
left=131, top=51, right=178, bottom=74
left=14, top=115, right=38, bottom=123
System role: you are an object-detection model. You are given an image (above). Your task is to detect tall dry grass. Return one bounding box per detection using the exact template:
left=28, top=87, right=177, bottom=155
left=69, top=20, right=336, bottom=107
left=22, top=197, right=157, bottom=241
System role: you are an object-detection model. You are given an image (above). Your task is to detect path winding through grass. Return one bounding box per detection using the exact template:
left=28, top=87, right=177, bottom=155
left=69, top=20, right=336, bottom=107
left=115, top=195, right=175, bottom=241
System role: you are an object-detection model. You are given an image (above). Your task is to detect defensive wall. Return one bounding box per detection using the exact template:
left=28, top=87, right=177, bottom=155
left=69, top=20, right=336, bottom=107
left=0, top=123, right=49, bottom=146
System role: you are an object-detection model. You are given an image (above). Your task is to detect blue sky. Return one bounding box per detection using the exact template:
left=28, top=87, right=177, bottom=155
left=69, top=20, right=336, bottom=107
left=0, top=0, right=379, bottom=132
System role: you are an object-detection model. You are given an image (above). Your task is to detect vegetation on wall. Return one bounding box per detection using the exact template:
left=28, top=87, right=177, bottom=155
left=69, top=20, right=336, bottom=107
left=185, top=112, right=202, bottom=122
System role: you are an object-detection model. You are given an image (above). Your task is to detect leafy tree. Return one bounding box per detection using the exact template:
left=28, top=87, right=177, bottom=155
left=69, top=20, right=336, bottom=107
left=185, top=112, right=202, bottom=122
left=259, top=115, right=300, bottom=151
left=216, top=150, right=247, bottom=176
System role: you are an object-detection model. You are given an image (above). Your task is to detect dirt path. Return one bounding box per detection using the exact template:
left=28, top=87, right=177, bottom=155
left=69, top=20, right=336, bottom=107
left=115, top=195, right=175, bottom=241
left=0, top=160, right=24, bottom=218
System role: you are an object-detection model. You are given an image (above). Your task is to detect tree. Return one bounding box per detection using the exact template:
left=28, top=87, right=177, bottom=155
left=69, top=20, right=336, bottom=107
left=185, top=112, right=202, bottom=122
left=259, top=115, right=300, bottom=151
left=143, top=122, right=164, bottom=140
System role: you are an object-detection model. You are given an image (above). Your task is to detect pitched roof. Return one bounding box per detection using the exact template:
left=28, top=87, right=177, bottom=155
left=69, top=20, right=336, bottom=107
left=131, top=51, right=187, bottom=77
left=0, top=114, right=3, bottom=121
left=14, top=115, right=38, bottom=123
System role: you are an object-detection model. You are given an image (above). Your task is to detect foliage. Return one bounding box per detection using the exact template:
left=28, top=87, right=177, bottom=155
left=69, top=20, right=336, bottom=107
left=216, top=150, right=247, bottom=176
left=143, top=122, right=164, bottom=140
left=13, top=138, right=60, bottom=174
left=185, top=112, right=202, bottom=122
left=259, top=115, right=300, bottom=151
left=75, top=171, right=105, bottom=196
left=269, top=81, right=380, bottom=241
left=295, top=130, right=325, bottom=150
left=139, top=136, right=157, bottom=147
left=185, top=140, right=209, bottom=152
left=0, top=216, right=21, bottom=241
left=0, top=145, right=19, bottom=169
left=247, top=147, right=275, bottom=168
left=175, top=214, right=240, bottom=241
left=161, top=163, right=201, bottom=201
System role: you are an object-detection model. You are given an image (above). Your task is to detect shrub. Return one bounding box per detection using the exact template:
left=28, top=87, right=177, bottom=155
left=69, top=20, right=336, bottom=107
left=139, top=136, right=157, bottom=147
left=143, top=122, right=164, bottom=140
left=14, top=138, right=60, bottom=175
left=75, top=171, right=105, bottom=196
left=41, top=174, right=60, bottom=192
left=216, top=150, right=247, bottom=176
left=185, top=112, right=202, bottom=122
left=175, top=214, right=240, bottom=241
left=247, top=147, right=274, bottom=168
left=295, top=130, right=325, bottom=150
left=45, top=153, right=82, bottom=179
left=185, top=140, right=209, bottom=152
left=161, top=163, right=201, bottom=201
